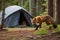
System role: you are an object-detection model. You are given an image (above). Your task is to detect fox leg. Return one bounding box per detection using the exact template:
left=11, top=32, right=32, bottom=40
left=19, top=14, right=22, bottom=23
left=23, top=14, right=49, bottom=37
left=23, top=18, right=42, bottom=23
left=35, top=23, right=42, bottom=30
left=49, top=18, right=57, bottom=28
left=46, top=19, right=57, bottom=29
left=46, top=21, right=52, bottom=30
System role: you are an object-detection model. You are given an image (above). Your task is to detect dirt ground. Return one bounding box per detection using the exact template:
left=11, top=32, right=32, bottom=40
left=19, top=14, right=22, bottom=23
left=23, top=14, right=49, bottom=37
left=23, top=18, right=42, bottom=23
left=0, top=28, right=60, bottom=40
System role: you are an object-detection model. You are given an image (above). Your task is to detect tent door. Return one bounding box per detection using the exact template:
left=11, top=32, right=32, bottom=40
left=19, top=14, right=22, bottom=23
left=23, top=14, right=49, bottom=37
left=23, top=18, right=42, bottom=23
left=19, top=11, right=29, bottom=26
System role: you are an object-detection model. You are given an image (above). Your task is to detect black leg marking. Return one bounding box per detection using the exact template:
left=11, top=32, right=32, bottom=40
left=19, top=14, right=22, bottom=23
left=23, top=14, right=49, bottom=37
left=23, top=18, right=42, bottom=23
left=35, top=23, right=41, bottom=30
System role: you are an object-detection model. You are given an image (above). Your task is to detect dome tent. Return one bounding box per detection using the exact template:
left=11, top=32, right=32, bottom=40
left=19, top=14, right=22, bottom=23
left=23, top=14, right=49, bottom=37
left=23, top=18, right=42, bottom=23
left=0, top=5, right=33, bottom=27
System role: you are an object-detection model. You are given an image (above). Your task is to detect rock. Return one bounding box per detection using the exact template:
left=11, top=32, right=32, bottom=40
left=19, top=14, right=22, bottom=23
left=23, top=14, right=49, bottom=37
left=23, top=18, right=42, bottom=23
left=27, top=35, right=33, bottom=38
left=48, top=33, right=52, bottom=35
left=27, top=35, right=36, bottom=39
left=36, top=36, right=42, bottom=39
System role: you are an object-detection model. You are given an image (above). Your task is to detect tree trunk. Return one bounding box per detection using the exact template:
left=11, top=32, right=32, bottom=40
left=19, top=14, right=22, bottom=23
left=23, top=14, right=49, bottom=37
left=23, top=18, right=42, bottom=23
left=15, top=0, right=18, bottom=5
left=48, top=0, right=53, bottom=17
left=53, top=0, right=56, bottom=20
left=0, top=1, right=5, bottom=29
left=21, top=0, right=25, bottom=6
left=53, top=0, right=55, bottom=17
left=29, top=0, right=36, bottom=17
left=56, top=0, right=60, bottom=24
left=36, top=0, right=44, bottom=15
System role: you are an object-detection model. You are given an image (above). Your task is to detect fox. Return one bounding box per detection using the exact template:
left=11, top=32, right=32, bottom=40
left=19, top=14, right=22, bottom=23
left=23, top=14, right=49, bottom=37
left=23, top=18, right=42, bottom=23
left=31, top=15, right=57, bottom=30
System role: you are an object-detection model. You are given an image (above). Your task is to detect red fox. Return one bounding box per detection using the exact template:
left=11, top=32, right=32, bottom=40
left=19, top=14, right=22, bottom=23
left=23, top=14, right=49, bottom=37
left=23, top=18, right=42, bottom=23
left=31, top=15, right=57, bottom=30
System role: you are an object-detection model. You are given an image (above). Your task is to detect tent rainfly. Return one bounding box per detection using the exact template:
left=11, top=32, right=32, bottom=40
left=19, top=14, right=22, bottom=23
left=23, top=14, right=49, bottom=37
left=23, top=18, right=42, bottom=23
left=0, top=5, right=33, bottom=28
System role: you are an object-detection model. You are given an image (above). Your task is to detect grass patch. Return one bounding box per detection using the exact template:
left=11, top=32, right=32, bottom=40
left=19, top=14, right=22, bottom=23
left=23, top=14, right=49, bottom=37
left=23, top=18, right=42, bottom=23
left=34, top=24, right=60, bottom=35
left=19, top=37, right=26, bottom=40
left=34, top=28, right=48, bottom=35
left=34, top=23, right=52, bottom=35
left=53, top=25, right=60, bottom=32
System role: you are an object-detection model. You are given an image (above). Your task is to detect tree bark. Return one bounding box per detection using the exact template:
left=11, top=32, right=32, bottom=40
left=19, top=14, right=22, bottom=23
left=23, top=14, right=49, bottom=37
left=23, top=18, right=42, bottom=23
left=48, top=0, right=53, bottom=17
left=0, top=1, right=5, bottom=29
left=56, top=0, right=60, bottom=24
left=29, top=0, right=36, bottom=17
left=21, top=0, right=25, bottom=6
left=15, top=0, right=18, bottom=5
left=36, top=0, right=44, bottom=15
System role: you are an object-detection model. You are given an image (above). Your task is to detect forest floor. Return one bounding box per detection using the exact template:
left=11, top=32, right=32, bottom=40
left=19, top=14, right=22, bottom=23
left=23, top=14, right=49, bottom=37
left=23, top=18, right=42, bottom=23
left=0, top=28, right=60, bottom=40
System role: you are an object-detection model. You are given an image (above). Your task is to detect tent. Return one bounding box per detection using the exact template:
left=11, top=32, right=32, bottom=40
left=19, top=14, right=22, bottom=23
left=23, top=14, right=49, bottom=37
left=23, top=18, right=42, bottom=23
left=0, top=5, right=33, bottom=27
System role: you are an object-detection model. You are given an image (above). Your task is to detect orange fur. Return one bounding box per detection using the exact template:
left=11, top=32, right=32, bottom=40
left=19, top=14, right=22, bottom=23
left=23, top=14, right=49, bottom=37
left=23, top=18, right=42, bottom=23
left=31, top=15, right=57, bottom=30
left=32, top=15, right=52, bottom=24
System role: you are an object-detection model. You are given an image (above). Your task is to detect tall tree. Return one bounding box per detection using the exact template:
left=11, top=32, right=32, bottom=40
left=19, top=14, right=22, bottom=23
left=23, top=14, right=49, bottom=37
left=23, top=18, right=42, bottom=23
left=47, top=0, right=53, bottom=17
left=36, top=0, right=45, bottom=15
left=56, top=0, right=60, bottom=24
left=0, top=1, right=2, bottom=10
left=53, top=0, right=56, bottom=20
left=23, top=0, right=29, bottom=11
left=14, top=0, right=18, bottom=5
left=36, top=0, right=41, bottom=15
left=0, top=0, right=6, bottom=29
left=21, top=0, right=25, bottom=6
left=29, top=0, right=36, bottom=17
left=53, top=0, right=55, bottom=17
